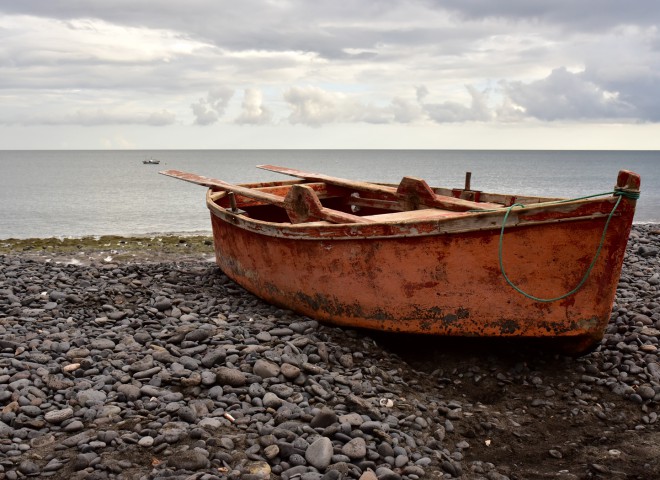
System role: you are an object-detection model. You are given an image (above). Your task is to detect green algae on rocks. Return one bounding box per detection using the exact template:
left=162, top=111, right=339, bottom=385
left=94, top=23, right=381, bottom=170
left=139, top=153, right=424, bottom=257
left=0, top=235, right=215, bottom=263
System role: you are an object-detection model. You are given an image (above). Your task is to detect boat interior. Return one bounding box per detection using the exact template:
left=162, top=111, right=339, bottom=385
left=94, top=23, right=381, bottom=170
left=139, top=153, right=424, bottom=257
left=208, top=168, right=563, bottom=225
left=159, top=164, right=570, bottom=225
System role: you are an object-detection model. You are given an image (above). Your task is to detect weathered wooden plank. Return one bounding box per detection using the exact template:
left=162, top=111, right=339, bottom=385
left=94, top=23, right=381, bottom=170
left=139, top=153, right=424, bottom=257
left=284, top=184, right=372, bottom=224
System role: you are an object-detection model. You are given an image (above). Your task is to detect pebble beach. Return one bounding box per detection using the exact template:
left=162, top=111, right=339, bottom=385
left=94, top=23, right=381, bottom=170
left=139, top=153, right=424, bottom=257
left=1, top=225, right=659, bottom=480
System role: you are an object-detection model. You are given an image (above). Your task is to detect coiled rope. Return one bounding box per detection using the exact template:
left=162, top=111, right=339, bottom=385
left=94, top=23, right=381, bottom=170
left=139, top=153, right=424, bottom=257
left=498, top=189, right=640, bottom=303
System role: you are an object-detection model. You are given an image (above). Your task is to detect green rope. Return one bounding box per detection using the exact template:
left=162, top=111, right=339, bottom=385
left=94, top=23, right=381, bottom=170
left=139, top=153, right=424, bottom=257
left=498, top=189, right=638, bottom=303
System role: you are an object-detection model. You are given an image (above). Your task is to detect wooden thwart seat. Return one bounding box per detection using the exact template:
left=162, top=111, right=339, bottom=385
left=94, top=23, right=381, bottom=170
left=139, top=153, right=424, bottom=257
left=362, top=208, right=466, bottom=222
left=283, top=184, right=371, bottom=224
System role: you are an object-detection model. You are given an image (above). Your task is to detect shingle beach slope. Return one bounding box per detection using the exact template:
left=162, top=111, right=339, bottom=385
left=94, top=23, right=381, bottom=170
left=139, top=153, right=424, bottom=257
left=1, top=225, right=659, bottom=480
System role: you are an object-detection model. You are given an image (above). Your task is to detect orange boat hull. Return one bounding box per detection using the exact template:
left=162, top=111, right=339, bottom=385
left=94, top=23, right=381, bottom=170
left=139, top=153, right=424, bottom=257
left=206, top=176, right=638, bottom=354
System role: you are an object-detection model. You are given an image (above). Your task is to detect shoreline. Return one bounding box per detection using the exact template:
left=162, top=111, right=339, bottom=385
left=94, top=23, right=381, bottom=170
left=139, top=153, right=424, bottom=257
left=0, top=234, right=216, bottom=265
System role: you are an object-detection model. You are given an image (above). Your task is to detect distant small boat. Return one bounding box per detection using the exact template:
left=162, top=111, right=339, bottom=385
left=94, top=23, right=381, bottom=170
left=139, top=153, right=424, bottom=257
left=161, top=165, right=640, bottom=354
left=143, top=157, right=160, bottom=165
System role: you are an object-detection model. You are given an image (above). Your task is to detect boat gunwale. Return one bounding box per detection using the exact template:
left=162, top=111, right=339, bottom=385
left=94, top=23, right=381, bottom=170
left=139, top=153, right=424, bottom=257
left=206, top=186, right=626, bottom=241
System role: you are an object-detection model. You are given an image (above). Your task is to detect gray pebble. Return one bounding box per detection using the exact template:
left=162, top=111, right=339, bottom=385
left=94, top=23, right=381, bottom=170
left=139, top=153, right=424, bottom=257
left=311, top=408, right=337, bottom=428
left=305, top=436, right=333, bottom=470
left=342, top=437, right=367, bottom=460
left=45, top=408, right=74, bottom=424
left=216, top=366, right=247, bottom=386
left=254, top=359, right=281, bottom=378
left=18, top=460, right=40, bottom=475
left=263, top=392, right=283, bottom=408
left=77, top=389, right=107, bottom=407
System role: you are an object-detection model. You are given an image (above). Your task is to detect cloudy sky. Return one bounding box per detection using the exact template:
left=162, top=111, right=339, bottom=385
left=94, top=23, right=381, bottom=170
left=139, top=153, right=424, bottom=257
left=1, top=1, right=659, bottom=149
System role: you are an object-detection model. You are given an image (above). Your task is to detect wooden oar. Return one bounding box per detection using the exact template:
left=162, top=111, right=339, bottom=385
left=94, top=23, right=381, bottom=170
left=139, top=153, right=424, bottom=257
left=160, top=169, right=370, bottom=224
left=161, top=169, right=285, bottom=204
left=257, top=165, right=501, bottom=212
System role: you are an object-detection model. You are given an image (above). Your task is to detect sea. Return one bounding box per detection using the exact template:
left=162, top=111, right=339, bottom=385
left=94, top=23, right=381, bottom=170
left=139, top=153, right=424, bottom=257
left=0, top=150, right=658, bottom=239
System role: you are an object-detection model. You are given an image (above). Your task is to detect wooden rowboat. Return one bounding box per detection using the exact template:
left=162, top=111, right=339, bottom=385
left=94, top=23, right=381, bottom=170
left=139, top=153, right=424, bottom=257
left=161, top=166, right=640, bottom=354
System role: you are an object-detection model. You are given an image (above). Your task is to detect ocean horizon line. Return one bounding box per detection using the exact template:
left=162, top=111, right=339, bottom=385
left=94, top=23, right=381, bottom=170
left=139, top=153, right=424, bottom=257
left=1, top=148, right=660, bottom=152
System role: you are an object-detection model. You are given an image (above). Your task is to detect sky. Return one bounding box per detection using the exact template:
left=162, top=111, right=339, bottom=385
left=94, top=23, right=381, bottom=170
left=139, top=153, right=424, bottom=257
left=1, top=1, right=659, bottom=150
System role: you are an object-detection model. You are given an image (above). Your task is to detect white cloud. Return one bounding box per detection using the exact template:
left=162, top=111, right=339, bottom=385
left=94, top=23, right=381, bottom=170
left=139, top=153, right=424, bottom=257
left=284, top=86, right=347, bottom=126
left=235, top=88, right=272, bottom=125
left=283, top=84, right=496, bottom=126
left=283, top=86, right=405, bottom=126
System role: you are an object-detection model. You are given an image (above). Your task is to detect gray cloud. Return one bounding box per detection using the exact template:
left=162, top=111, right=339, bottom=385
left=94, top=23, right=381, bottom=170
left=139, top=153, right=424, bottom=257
left=391, top=97, right=424, bottom=123
left=190, top=102, right=219, bottom=126
left=190, top=87, right=234, bottom=125
left=581, top=64, right=660, bottom=123
left=504, top=68, right=637, bottom=121
left=421, top=85, right=493, bottom=123
left=0, top=1, right=405, bottom=59
left=5, top=1, right=658, bottom=53
left=434, top=0, right=660, bottom=30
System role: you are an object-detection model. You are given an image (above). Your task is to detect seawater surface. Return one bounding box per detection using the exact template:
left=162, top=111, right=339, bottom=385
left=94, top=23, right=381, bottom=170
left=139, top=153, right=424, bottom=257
left=1, top=150, right=658, bottom=239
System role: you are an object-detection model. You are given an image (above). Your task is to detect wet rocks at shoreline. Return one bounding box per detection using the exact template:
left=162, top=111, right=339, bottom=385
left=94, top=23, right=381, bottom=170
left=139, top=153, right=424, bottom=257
left=0, top=224, right=659, bottom=479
